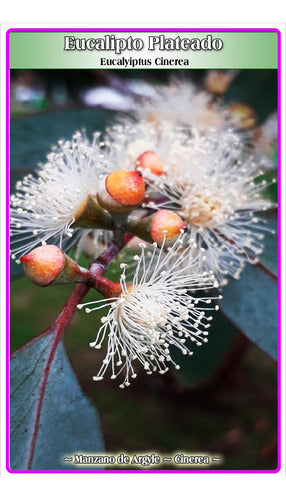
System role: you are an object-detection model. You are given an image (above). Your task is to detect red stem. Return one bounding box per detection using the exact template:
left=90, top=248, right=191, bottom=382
left=87, top=234, right=133, bottom=296
left=25, top=234, right=127, bottom=469
left=90, top=240, right=124, bottom=271
left=27, top=282, right=89, bottom=469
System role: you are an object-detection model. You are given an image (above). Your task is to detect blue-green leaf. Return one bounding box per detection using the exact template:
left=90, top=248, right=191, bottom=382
left=220, top=265, right=277, bottom=360
left=10, top=108, right=114, bottom=172
left=10, top=329, right=104, bottom=471
left=172, top=310, right=239, bottom=388
left=259, top=214, right=277, bottom=277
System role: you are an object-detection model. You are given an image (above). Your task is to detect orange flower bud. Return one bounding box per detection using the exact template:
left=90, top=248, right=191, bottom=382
left=106, top=170, right=145, bottom=206
left=135, top=151, right=164, bottom=176
left=126, top=209, right=186, bottom=247
left=205, top=70, right=232, bottom=95
left=20, top=245, right=65, bottom=286
left=97, top=170, right=145, bottom=213
left=150, top=210, right=186, bottom=246
left=20, top=245, right=90, bottom=286
left=229, top=103, right=256, bottom=130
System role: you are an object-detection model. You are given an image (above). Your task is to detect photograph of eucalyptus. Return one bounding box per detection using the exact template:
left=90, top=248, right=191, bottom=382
left=9, top=68, right=278, bottom=471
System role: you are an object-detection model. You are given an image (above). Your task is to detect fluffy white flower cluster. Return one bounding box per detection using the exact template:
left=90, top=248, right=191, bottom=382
left=100, top=120, right=275, bottom=283
left=10, top=123, right=275, bottom=280
left=103, top=120, right=188, bottom=175
left=78, top=234, right=220, bottom=388
left=129, top=78, right=234, bottom=134
left=10, top=131, right=107, bottom=261
left=145, top=128, right=275, bottom=283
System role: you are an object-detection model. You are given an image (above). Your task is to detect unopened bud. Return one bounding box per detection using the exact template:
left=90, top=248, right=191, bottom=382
left=147, top=112, right=160, bottom=126
left=97, top=170, right=145, bottom=214
left=229, top=103, right=256, bottom=129
left=150, top=210, right=186, bottom=246
left=20, top=245, right=90, bottom=286
left=205, top=70, right=235, bottom=95
left=135, top=151, right=164, bottom=176
left=126, top=209, right=186, bottom=247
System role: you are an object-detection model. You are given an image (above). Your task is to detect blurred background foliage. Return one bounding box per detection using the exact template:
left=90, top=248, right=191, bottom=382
left=10, top=69, right=278, bottom=470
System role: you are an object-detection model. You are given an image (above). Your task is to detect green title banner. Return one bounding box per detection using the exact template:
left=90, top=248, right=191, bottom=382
left=9, top=31, right=278, bottom=69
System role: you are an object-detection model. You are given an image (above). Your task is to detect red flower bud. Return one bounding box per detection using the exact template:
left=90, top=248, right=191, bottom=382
left=150, top=210, right=186, bottom=246
left=136, top=151, right=164, bottom=176
left=20, top=245, right=65, bottom=286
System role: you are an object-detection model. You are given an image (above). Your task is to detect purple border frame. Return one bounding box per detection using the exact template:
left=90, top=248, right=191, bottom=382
left=6, top=26, right=281, bottom=475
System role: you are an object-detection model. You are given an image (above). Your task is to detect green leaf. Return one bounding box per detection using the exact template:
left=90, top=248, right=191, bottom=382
left=220, top=265, right=277, bottom=360
left=254, top=171, right=278, bottom=204
left=10, top=329, right=104, bottom=471
left=172, top=310, right=238, bottom=388
left=272, top=141, right=278, bottom=167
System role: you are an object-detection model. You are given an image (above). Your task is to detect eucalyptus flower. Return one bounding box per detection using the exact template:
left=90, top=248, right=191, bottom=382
left=149, top=130, right=275, bottom=283
left=103, top=120, right=189, bottom=178
left=130, top=79, right=235, bottom=134
left=10, top=131, right=108, bottom=261
left=78, top=234, right=220, bottom=387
